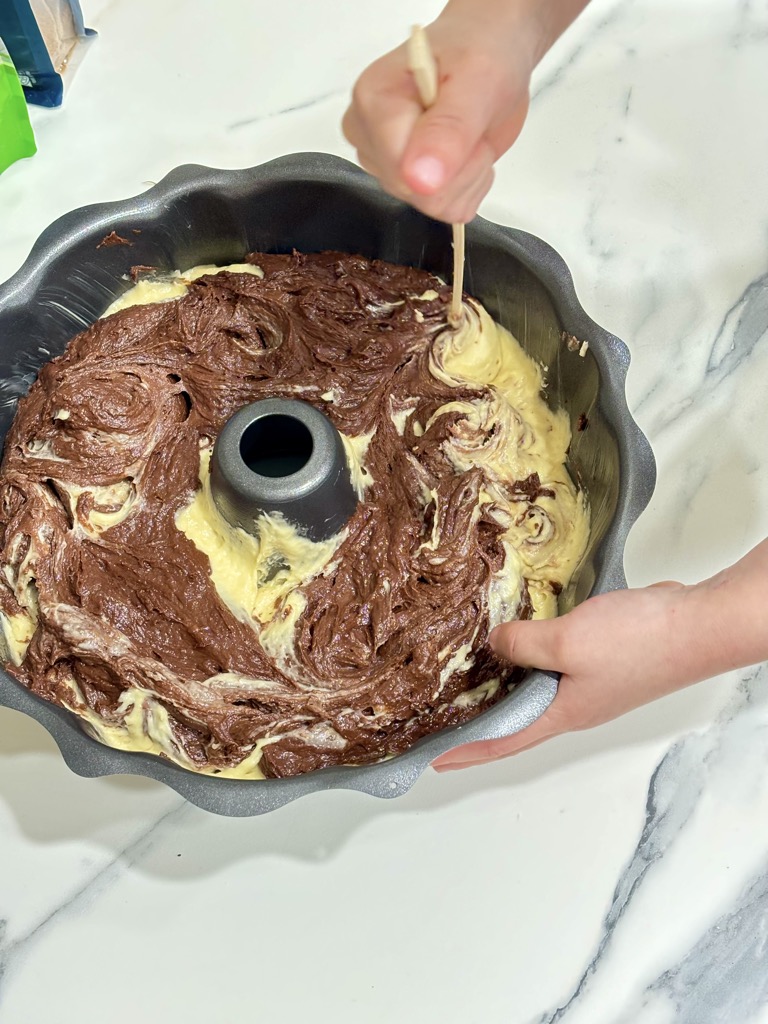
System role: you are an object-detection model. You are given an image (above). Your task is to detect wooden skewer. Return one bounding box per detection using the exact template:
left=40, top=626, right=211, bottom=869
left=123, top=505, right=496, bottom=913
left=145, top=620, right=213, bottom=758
left=407, top=24, right=439, bottom=106
left=407, top=25, right=465, bottom=328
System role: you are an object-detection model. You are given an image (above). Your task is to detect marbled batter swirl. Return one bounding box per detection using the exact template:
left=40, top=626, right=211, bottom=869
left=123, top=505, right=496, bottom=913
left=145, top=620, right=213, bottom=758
left=0, top=252, right=588, bottom=778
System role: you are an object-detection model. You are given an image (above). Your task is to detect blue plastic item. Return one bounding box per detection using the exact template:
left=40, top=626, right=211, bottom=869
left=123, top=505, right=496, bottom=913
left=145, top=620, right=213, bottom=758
left=0, top=0, right=93, bottom=106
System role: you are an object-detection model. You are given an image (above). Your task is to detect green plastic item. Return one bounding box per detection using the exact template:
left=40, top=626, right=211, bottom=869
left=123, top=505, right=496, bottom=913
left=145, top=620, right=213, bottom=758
left=0, top=35, right=36, bottom=175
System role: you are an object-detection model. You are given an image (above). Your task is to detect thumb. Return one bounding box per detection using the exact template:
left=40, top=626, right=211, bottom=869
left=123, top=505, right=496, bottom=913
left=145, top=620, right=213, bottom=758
left=489, top=617, right=566, bottom=673
left=400, top=76, right=497, bottom=195
left=432, top=618, right=568, bottom=772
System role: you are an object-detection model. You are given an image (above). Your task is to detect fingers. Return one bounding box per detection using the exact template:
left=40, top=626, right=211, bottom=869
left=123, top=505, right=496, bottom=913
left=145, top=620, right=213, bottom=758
left=400, top=150, right=495, bottom=224
left=432, top=712, right=558, bottom=771
left=349, top=109, right=496, bottom=222
left=489, top=617, right=567, bottom=672
left=342, top=63, right=423, bottom=188
left=343, top=40, right=525, bottom=223
left=400, top=69, right=501, bottom=196
left=433, top=616, right=573, bottom=771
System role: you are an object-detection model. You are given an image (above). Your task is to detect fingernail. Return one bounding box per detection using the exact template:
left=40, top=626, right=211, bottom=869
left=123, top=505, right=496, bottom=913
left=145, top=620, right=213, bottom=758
left=409, top=155, right=446, bottom=192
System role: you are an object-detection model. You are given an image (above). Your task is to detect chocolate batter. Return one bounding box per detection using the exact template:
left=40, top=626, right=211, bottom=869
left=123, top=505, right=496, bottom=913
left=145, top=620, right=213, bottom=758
left=0, top=252, right=589, bottom=778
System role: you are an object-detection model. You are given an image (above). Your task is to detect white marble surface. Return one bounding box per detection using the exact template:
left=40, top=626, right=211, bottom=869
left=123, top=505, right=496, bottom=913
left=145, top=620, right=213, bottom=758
left=1, top=0, right=767, bottom=1020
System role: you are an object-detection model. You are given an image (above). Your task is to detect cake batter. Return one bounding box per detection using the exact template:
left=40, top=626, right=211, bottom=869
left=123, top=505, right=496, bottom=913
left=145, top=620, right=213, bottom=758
left=0, top=252, right=588, bottom=777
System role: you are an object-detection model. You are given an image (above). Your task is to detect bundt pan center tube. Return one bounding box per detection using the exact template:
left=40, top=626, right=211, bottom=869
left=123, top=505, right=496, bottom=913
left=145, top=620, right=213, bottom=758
left=0, top=154, right=655, bottom=816
left=211, top=398, right=358, bottom=542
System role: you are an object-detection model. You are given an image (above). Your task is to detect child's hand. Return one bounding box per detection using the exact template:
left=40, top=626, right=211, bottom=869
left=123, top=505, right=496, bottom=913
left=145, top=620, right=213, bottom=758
left=342, top=11, right=534, bottom=224
left=432, top=557, right=768, bottom=771
left=342, top=0, right=594, bottom=223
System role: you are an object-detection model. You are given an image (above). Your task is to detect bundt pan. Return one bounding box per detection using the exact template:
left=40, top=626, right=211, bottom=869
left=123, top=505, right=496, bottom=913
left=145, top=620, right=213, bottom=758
left=0, top=153, right=655, bottom=816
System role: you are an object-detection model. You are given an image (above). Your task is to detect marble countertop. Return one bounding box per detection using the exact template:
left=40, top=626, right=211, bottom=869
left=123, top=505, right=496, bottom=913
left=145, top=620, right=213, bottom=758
left=1, top=0, right=767, bottom=1020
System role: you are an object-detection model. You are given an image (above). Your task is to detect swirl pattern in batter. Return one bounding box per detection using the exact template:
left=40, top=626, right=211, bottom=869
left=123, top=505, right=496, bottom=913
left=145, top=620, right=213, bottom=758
left=0, top=252, right=589, bottom=778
